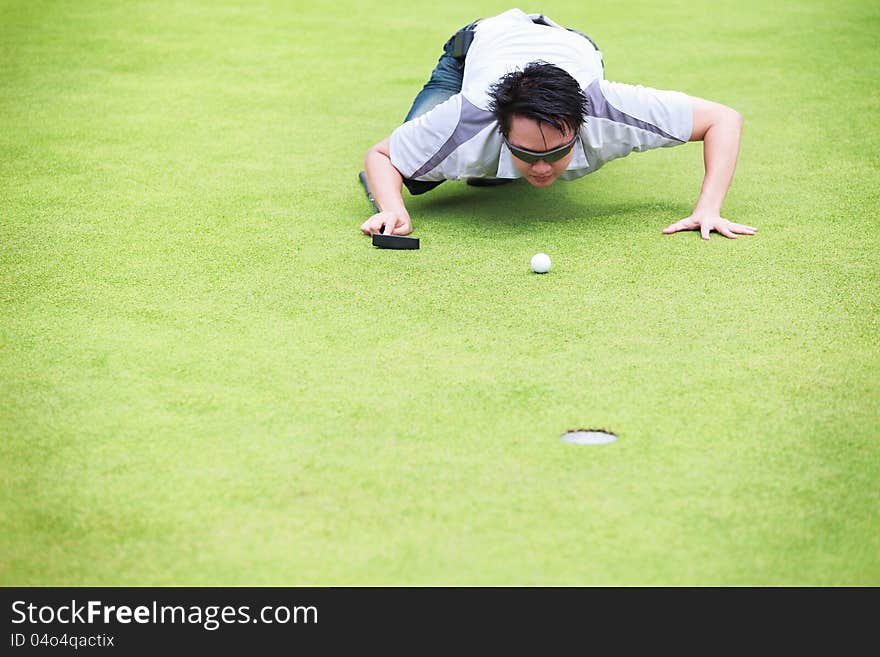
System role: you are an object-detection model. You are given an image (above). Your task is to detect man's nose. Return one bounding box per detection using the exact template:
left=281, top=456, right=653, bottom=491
left=531, top=160, right=552, bottom=174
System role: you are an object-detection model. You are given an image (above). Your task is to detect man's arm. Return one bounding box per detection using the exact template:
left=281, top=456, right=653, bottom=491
left=662, top=96, right=756, bottom=240
left=360, top=138, right=413, bottom=236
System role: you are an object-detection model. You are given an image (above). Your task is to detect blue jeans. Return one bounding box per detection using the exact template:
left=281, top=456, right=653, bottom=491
left=403, top=27, right=470, bottom=123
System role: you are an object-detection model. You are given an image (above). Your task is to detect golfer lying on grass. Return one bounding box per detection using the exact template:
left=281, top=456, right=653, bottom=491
left=360, top=8, right=756, bottom=241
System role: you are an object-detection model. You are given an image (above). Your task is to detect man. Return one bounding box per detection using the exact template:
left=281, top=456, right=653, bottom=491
left=360, top=9, right=756, bottom=241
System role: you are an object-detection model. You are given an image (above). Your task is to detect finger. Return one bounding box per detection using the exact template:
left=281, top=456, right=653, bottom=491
left=382, top=219, right=395, bottom=235
left=701, top=223, right=711, bottom=240
left=717, top=224, right=737, bottom=239
left=393, top=223, right=412, bottom=236
left=367, top=218, right=385, bottom=235
left=730, top=223, right=757, bottom=234
left=662, top=219, right=691, bottom=234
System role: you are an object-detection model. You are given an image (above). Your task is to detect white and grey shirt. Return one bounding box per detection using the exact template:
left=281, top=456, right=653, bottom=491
left=390, top=8, right=694, bottom=183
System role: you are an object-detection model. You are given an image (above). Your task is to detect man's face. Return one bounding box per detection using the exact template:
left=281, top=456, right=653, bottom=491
left=506, top=115, right=576, bottom=187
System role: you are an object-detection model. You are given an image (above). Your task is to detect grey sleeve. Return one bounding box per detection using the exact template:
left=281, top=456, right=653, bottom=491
left=580, top=79, right=693, bottom=169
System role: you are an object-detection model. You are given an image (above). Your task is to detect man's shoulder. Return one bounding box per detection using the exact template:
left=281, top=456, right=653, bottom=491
left=390, top=95, right=500, bottom=181
left=393, top=94, right=495, bottom=138
left=581, top=79, right=692, bottom=144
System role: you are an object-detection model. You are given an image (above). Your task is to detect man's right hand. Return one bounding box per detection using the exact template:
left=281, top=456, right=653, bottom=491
left=360, top=210, right=412, bottom=236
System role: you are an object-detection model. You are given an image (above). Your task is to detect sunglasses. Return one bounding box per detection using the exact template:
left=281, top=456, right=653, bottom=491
left=503, top=135, right=578, bottom=164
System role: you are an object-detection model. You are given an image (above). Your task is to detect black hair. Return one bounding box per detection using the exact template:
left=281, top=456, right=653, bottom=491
left=487, top=61, right=588, bottom=139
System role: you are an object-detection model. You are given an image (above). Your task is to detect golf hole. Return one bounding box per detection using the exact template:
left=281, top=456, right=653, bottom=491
left=561, top=429, right=618, bottom=445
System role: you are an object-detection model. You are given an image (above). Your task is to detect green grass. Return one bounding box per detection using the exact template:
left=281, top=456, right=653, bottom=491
left=2, top=0, right=878, bottom=585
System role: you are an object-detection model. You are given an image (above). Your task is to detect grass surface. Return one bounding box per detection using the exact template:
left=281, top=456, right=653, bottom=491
left=1, top=0, right=878, bottom=585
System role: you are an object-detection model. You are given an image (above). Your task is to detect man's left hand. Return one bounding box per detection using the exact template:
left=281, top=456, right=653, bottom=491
left=663, top=212, right=756, bottom=240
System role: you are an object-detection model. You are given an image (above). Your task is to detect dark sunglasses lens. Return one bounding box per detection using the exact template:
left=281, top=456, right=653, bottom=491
left=543, top=146, right=571, bottom=163
left=511, top=140, right=574, bottom=164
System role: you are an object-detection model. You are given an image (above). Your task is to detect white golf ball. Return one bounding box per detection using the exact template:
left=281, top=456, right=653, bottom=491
left=530, top=253, right=551, bottom=274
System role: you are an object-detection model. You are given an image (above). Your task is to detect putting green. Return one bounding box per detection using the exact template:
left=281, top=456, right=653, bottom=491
left=2, top=0, right=878, bottom=585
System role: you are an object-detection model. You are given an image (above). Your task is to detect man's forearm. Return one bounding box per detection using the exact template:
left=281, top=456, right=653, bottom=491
left=693, top=109, right=743, bottom=214
left=664, top=101, right=753, bottom=239
left=364, top=139, right=410, bottom=219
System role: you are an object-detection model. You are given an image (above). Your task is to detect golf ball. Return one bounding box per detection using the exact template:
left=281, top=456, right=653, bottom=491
left=530, top=253, right=551, bottom=273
